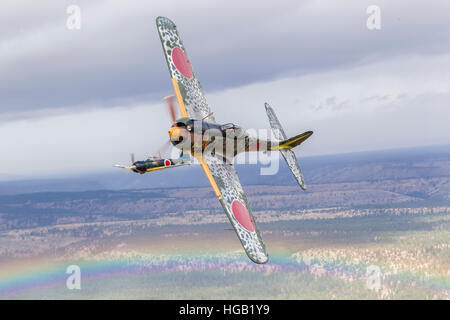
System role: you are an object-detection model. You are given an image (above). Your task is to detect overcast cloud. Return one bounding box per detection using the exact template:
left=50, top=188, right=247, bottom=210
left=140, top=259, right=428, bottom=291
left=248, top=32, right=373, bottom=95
left=0, top=0, right=449, bottom=178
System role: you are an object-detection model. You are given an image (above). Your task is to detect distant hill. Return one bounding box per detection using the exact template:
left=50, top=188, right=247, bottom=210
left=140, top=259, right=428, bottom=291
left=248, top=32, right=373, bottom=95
left=0, top=144, right=449, bottom=231
left=0, top=144, right=449, bottom=195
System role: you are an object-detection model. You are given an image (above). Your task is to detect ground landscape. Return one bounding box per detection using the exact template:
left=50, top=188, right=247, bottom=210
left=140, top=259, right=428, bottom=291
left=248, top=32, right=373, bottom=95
left=0, top=145, right=449, bottom=299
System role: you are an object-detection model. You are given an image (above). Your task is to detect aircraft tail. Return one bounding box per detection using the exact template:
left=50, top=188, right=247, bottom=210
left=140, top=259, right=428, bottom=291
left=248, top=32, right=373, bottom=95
left=264, top=103, right=313, bottom=190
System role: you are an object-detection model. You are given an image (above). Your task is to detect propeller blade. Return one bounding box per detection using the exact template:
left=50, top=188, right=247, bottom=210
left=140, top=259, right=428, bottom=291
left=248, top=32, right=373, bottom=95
left=163, top=94, right=177, bottom=124
left=113, top=164, right=136, bottom=170
left=130, top=153, right=135, bottom=164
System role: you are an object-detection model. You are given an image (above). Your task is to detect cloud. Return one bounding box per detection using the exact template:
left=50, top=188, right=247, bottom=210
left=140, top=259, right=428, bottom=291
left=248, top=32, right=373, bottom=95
left=1, top=0, right=450, bottom=117
left=1, top=51, right=449, bottom=177
left=208, top=53, right=450, bottom=155
left=1, top=1, right=450, bottom=178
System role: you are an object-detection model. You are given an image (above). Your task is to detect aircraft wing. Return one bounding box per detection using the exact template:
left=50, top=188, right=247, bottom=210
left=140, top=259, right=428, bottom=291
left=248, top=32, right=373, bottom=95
left=157, top=16, right=267, bottom=264
left=156, top=16, right=215, bottom=122
left=197, top=153, right=269, bottom=264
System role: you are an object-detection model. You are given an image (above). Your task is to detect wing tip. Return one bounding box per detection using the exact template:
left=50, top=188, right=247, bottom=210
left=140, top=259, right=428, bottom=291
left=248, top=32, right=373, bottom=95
left=156, top=16, right=176, bottom=28
left=297, top=175, right=307, bottom=190
left=249, top=254, right=269, bottom=264
left=246, top=250, right=269, bottom=264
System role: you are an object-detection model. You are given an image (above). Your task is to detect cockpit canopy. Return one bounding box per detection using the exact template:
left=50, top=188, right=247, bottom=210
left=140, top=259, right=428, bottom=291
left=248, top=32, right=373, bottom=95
left=220, top=123, right=240, bottom=131
left=172, top=118, right=241, bottom=135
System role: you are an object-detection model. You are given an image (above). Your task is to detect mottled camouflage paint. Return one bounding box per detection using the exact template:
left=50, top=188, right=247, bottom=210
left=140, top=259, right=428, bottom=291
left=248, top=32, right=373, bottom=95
left=156, top=17, right=215, bottom=122
left=207, top=154, right=269, bottom=264
left=155, top=17, right=311, bottom=264
left=156, top=16, right=268, bottom=264
left=265, top=103, right=307, bottom=189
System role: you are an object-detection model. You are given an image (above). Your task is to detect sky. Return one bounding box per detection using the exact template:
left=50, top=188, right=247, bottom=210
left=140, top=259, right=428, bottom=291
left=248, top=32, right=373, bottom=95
left=1, top=0, right=449, bottom=179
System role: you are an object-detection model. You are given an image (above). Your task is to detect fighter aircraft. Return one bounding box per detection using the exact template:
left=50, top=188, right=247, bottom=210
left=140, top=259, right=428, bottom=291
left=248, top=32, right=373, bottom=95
left=115, top=16, right=313, bottom=264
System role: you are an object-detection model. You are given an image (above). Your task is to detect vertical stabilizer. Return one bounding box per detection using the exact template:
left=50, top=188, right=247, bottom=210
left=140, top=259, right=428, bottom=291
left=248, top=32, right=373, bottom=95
left=264, top=103, right=311, bottom=190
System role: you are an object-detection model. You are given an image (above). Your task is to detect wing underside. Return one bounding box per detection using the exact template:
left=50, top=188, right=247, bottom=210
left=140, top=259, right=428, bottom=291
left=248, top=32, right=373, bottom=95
left=156, top=16, right=215, bottom=122
left=200, top=154, right=269, bottom=264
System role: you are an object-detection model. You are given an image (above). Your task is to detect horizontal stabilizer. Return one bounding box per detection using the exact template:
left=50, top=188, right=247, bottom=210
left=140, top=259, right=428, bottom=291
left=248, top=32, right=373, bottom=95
left=279, top=148, right=307, bottom=190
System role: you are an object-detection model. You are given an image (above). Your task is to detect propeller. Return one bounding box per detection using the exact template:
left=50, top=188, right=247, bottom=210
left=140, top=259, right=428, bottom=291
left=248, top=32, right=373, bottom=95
left=163, top=94, right=177, bottom=124
left=114, top=94, right=184, bottom=172
left=164, top=94, right=187, bottom=148
left=148, top=140, right=172, bottom=160
left=113, top=153, right=136, bottom=171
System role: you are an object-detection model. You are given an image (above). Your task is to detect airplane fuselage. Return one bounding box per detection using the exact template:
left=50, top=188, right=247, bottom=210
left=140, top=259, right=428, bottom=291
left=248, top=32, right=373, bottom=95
left=131, top=156, right=190, bottom=174
left=168, top=117, right=276, bottom=160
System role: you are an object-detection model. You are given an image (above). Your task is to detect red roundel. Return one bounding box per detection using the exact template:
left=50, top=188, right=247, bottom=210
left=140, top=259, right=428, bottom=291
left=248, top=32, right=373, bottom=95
left=232, top=200, right=255, bottom=232
left=164, top=159, right=171, bottom=167
left=172, top=47, right=193, bottom=79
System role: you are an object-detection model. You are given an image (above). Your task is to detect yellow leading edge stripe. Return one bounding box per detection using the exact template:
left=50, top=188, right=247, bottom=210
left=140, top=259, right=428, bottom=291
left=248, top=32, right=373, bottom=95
left=171, top=78, right=188, bottom=118
left=196, top=155, right=223, bottom=200
left=171, top=77, right=222, bottom=200
left=145, top=166, right=170, bottom=172
left=144, top=155, right=222, bottom=201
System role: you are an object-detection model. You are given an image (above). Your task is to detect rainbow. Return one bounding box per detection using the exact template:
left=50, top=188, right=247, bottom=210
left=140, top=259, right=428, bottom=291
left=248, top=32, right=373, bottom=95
left=0, top=251, right=448, bottom=299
